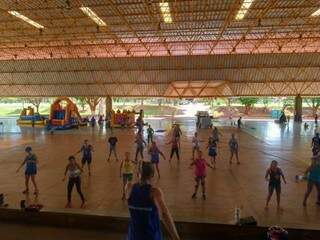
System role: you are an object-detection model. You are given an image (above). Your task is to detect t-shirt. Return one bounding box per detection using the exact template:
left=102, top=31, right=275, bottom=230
left=108, top=137, right=118, bottom=146
left=194, top=158, right=206, bottom=177
left=147, top=128, right=154, bottom=136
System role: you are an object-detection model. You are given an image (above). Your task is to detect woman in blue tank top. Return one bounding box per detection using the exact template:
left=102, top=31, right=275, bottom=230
left=16, top=146, right=39, bottom=195
left=303, top=156, right=320, bottom=206
left=127, top=162, right=180, bottom=240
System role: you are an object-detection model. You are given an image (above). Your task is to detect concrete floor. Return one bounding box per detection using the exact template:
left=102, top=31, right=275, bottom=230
left=0, top=117, right=320, bottom=231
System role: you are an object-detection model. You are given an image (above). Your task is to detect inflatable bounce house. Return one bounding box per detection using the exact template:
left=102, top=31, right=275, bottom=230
left=110, top=109, right=137, bottom=128
left=48, top=97, right=86, bottom=130
left=17, top=106, right=47, bottom=126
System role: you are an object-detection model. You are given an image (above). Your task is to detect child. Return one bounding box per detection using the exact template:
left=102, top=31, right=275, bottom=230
left=63, top=156, right=85, bottom=208
left=16, top=146, right=39, bottom=195
left=229, top=133, right=240, bottom=164
left=167, top=136, right=180, bottom=162
left=190, top=151, right=213, bottom=200
left=149, top=141, right=166, bottom=178
left=207, top=137, right=217, bottom=168
left=76, top=139, right=94, bottom=176
left=119, top=152, right=136, bottom=200
left=173, top=124, right=182, bottom=149
left=107, top=133, right=119, bottom=161
left=265, top=160, right=286, bottom=209
left=237, top=117, right=242, bottom=129
left=212, top=127, right=222, bottom=143
left=147, top=125, right=155, bottom=144
left=135, top=132, right=147, bottom=162
left=192, top=132, right=200, bottom=160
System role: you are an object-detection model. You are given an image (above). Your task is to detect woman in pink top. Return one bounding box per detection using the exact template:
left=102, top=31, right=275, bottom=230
left=190, top=151, right=213, bottom=200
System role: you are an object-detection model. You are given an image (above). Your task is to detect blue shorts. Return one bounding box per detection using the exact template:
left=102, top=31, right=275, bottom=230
left=151, top=155, right=159, bottom=164
left=209, top=149, right=216, bottom=157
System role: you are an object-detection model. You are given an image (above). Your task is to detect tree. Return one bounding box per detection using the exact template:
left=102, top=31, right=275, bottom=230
left=84, top=97, right=102, bottom=114
left=26, top=97, right=44, bottom=113
left=305, top=98, right=320, bottom=117
left=262, top=97, right=271, bottom=112
left=239, top=97, right=259, bottom=115
left=282, top=97, right=294, bottom=111
left=74, top=97, right=87, bottom=112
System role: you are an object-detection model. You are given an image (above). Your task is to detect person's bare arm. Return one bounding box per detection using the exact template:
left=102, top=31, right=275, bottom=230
left=160, top=150, right=166, bottom=160
left=265, top=169, right=269, bottom=181
left=125, top=181, right=133, bottom=200
left=205, top=161, right=214, bottom=169
left=16, top=159, right=26, bottom=173
left=152, top=187, right=180, bottom=240
left=63, top=164, right=69, bottom=181
left=305, top=165, right=312, bottom=175
left=119, top=160, right=123, bottom=177
left=281, top=170, right=287, bottom=184
left=76, top=163, right=83, bottom=172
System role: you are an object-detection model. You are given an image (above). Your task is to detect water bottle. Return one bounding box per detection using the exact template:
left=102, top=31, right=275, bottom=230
left=235, top=207, right=241, bottom=225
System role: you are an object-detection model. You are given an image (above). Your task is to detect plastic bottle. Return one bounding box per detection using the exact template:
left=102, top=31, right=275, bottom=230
left=235, top=207, right=241, bottom=225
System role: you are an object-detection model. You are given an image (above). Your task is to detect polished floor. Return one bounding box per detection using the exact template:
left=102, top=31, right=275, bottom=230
left=0, top=117, right=320, bottom=231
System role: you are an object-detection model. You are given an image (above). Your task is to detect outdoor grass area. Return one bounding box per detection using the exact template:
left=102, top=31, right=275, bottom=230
left=0, top=103, right=50, bottom=117
left=0, top=97, right=319, bottom=118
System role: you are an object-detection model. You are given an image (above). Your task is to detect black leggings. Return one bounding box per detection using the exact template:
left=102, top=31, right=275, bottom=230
left=67, top=177, right=85, bottom=203
left=135, top=146, right=144, bottom=160
left=170, top=147, right=179, bottom=160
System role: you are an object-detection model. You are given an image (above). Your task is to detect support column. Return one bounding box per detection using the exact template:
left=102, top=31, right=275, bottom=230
left=105, top=96, right=112, bottom=117
left=294, top=94, right=302, bottom=122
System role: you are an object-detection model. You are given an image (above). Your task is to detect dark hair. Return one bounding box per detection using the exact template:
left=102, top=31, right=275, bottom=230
left=68, top=155, right=75, bottom=161
left=25, top=146, right=32, bottom=152
left=271, top=160, right=278, bottom=166
left=141, top=162, right=154, bottom=181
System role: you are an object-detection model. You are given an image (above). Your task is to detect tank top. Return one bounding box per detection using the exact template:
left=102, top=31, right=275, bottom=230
left=229, top=139, right=238, bottom=150
left=268, top=167, right=282, bottom=185
left=123, top=160, right=134, bottom=174
left=308, top=163, right=320, bottom=183
left=128, top=183, right=162, bottom=240
left=68, top=164, right=81, bottom=178
left=25, top=154, right=37, bottom=169
left=81, top=145, right=92, bottom=158
left=150, top=146, right=159, bottom=157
